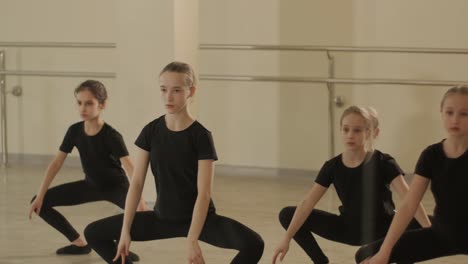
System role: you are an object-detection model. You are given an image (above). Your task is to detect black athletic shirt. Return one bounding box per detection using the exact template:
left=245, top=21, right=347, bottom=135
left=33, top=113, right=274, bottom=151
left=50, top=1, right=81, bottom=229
left=415, top=140, right=468, bottom=242
left=315, top=150, right=403, bottom=230
left=59, top=122, right=129, bottom=190
left=135, top=115, right=218, bottom=221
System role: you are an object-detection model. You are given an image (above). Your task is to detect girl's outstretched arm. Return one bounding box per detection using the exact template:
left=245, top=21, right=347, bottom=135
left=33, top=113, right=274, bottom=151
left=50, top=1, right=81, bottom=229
left=186, top=159, right=214, bottom=264
left=114, top=147, right=150, bottom=264
left=391, top=175, right=431, bottom=227
left=272, top=183, right=328, bottom=264
left=363, top=175, right=429, bottom=264
left=120, top=155, right=150, bottom=211
left=29, top=151, right=68, bottom=219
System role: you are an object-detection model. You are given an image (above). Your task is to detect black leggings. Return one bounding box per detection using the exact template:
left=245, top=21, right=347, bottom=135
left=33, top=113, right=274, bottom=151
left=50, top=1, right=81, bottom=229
left=31, top=180, right=128, bottom=242
left=84, top=211, right=264, bottom=264
left=355, top=227, right=468, bottom=263
left=279, top=206, right=422, bottom=264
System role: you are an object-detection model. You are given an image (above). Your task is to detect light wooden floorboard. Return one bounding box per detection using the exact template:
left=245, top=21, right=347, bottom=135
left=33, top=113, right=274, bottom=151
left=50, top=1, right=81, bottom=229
left=0, top=165, right=466, bottom=263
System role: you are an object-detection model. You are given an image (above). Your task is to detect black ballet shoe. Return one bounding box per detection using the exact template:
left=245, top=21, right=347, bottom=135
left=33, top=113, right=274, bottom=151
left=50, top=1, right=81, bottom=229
left=56, top=244, right=92, bottom=255
left=128, top=251, right=140, bottom=262
left=312, top=255, right=329, bottom=264
left=112, top=256, right=133, bottom=264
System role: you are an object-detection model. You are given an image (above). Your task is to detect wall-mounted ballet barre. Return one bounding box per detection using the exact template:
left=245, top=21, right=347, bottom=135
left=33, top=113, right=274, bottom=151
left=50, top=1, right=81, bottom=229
left=199, top=44, right=468, bottom=158
left=200, top=44, right=468, bottom=54
left=0, top=42, right=116, bottom=167
left=2, top=43, right=468, bottom=166
left=0, top=42, right=115, bottom=48
left=199, top=75, right=468, bottom=86
left=0, top=70, right=115, bottom=78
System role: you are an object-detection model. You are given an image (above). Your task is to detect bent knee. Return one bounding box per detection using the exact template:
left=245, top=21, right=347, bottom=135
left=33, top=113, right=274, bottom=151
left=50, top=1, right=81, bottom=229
left=355, top=244, right=376, bottom=263
left=240, top=232, right=265, bottom=260
left=278, top=206, right=295, bottom=228
left=252, top=234, right=265, bottom=253
left=84, top=221, right=101, bottom=242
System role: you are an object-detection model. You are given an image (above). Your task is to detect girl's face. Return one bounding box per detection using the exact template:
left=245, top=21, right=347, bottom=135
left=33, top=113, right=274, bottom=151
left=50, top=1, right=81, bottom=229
left=75, top=90, right=104, bottom=121
left=441, top=93, right=468, bottom=137
left=340, top=113, right=370, bottom=151
left=159, top=71, right=193, bottom=114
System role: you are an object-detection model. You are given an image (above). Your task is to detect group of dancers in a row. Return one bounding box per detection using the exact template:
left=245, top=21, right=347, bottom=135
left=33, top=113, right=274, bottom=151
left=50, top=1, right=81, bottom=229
left=29, top=61, right=468, bottom=263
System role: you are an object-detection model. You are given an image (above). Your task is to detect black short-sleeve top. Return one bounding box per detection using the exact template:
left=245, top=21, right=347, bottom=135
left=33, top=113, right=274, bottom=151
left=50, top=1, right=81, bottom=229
left=315, top=150, right=403, bottom=226
left=59, top=122, right=129, bottom=189
left=135, top=116, right=218, bottom=221
left=415, top=140, right=468, bottom=241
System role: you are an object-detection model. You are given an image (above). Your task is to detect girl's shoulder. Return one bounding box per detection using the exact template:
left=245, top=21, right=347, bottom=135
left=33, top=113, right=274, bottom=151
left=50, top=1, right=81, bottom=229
left=68, top=121, right=84, bottom=130
left=64, top=121, right=84, bottom=136
left=372, top=149, right=396, bottom=162
left=367, top=150, right=405, bottom=172
left=425, top=141, right=444, bottom=152
left=100, top=123, right=124, bottom=138
left=419, top=141, right=444, bottom=159
left=143, top=115, right=165, bottom=130
left=190, top=120, right=211, bottom=134
left=323, top=154, right=342, bottom=169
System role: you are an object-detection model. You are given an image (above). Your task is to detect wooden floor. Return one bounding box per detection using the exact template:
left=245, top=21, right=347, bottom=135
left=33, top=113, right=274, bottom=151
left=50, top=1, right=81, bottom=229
left=1, top=165, right=466, bottom=263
